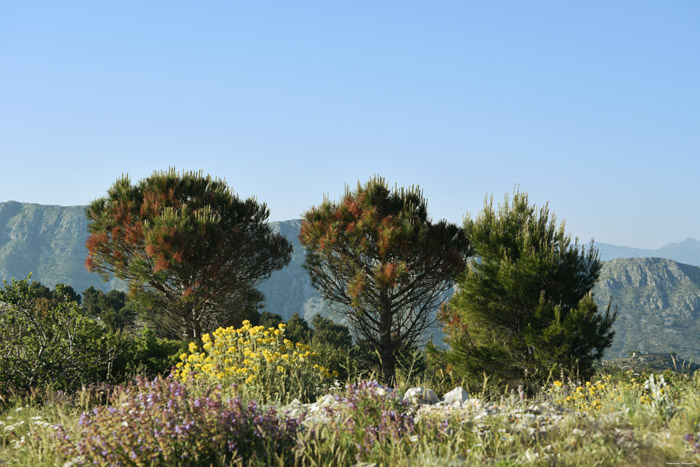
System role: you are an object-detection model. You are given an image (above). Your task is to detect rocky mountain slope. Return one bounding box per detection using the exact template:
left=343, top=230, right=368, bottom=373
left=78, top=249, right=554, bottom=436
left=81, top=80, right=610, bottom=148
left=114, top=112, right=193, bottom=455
left=593, top=257, right=700, bottom=361
left=2, top=202, right=700, bottom=361
left=0, top=201, right=122, bottom=292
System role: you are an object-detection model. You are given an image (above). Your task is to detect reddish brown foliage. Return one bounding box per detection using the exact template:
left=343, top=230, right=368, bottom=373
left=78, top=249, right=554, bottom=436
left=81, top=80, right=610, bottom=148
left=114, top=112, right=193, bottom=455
left=154, top=258, right=170, bottom=273
left=124, top=223, right=143, bottom=245
left=344, top=198, right=362, bottom=218
left=86, top=232, right=109, bottom=255
left=378, top=262, right=400, bottom=288
left=145, top=244, right=156, bottom=257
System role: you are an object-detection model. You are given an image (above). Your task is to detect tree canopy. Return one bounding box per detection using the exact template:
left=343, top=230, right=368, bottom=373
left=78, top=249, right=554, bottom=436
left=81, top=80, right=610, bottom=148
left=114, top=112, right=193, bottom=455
left=82, top=286, right=140, bottom=333
left=300, top=176, right=471, bottom=383
left=85, top=169, right=292, bottom=340
left=441, top=190, right=616, bottom=388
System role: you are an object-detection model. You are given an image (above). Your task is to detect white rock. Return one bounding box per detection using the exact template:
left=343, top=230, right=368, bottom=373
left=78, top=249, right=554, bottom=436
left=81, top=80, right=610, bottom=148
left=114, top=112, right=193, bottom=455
left=315, top=394, right=336, bottom=407
left=374, top=385, right=396, bottom=397
left=403, top=387, right=439, bottom=405
left=442, top=386, right=469, bottom=404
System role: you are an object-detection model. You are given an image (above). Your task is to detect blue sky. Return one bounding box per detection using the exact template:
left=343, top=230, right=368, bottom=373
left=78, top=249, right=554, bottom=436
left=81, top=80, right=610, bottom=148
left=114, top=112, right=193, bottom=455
left=1, top=1, right=698, bottom=248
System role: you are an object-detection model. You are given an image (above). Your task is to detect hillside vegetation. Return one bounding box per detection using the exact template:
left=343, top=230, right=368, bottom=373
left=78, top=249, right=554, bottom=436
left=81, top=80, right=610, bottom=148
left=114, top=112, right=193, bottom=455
left=3, top=202, right=700, bottom=362
left=3, top=200, right=700, bottom=465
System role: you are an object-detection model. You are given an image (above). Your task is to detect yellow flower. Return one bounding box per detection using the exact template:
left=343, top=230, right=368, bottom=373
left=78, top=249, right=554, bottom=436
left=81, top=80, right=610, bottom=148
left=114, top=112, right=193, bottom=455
left=175, top=322, right=334, bottom=395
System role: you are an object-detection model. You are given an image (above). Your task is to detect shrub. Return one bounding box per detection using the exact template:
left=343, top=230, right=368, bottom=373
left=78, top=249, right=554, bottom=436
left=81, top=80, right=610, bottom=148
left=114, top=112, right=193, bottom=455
left=0, top=277, right=116, bottom=398
left=112, top=327, right=186, bottom=379
left=174, top=320, right=335, bottom=403
left=55, top=376, right=302, bottom=466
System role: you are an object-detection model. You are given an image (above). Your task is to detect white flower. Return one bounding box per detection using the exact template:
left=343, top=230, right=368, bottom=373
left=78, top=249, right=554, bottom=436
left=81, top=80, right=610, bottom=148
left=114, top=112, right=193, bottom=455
left=4, top=420, right=25, bottom=431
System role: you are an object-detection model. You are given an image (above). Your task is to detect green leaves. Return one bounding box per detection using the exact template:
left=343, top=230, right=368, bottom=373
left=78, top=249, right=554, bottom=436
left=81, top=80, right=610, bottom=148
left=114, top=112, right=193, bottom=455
left=0, top=276, right=114, bottom=396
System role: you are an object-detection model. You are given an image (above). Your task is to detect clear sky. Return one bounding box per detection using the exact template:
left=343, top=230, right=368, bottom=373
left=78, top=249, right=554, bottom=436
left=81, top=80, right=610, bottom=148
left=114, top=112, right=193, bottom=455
left=1, top=1, right=698, bottom=249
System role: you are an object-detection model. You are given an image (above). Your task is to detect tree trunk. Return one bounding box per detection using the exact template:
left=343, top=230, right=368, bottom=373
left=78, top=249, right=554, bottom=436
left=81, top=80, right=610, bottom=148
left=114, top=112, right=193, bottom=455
left=188, top=305, right=202, bottom=341
left=379, top=291, right=396, bottom=385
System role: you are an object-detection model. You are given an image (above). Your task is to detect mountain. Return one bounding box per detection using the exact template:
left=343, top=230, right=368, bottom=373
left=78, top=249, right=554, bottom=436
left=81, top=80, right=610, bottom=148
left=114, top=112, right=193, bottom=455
left=0, top=201, right=123, bottom=292
left=3, top=201, right=700, bottom=361
left=597, top=238, right=700, bottom=266
left=0, top=201, right=329, bottom=320
left=593, top=257, right=700, bottom=361
left=256, top=219, right=333, bottom=322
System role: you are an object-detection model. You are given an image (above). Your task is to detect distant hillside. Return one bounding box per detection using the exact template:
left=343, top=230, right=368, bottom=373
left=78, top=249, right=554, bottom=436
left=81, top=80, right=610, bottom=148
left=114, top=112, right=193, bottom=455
left=3, top=202, right=700, bottom=361
left=256, top=219, right=333, bottom=322
left=0, top=201, right=122, bottom=292
left=593, top=257, right=700, bottom=361
left=597, top=238, right=700, bottom=266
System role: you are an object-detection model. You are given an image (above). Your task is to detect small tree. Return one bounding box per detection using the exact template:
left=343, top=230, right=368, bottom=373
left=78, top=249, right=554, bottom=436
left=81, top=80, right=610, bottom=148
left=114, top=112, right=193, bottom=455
left=82, top=286, right=139, bottom=333
left=311, top=314, right=352, bottom=349
left=85, top=169, right=292, bottom=340
left=258, top=311, right=283, bottom=329
left=285, top=312, right=314, bottom=344
left=300, top=177, right=470, bottom=384
left=441, top=190, right=616, bottom=388
left=0, top=276, right=113, bottom=396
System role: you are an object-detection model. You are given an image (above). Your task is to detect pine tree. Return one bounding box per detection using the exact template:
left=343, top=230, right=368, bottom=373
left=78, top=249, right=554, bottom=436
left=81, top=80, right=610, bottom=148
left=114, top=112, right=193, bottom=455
left=300, top=176, right=470, bottom=384
left=441, top=190, right=616, bottom=388
left=85, top=169, right=292, bottom=340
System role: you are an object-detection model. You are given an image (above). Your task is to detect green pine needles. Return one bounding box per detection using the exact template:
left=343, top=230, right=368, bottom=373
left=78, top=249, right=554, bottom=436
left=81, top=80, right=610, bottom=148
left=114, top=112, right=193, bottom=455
left=441, top=190, right=617, bottom=389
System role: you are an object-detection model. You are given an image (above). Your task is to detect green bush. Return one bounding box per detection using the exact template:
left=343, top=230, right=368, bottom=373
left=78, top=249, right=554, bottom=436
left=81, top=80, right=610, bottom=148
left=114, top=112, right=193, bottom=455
left=0, top=276, right=116, bottom=398
left=110, top=327, right=186, bottom=379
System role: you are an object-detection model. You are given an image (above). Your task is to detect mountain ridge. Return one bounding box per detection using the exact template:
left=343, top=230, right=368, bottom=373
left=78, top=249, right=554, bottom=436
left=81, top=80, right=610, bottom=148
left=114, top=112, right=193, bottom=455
left=597, top=238, right=700, bottom=266
left=2, top=201, right=700, bottom=361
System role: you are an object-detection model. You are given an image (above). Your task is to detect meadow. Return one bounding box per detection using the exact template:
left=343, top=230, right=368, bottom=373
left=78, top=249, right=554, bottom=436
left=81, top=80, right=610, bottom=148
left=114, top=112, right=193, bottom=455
left=2, top=321, right=700, bottom=466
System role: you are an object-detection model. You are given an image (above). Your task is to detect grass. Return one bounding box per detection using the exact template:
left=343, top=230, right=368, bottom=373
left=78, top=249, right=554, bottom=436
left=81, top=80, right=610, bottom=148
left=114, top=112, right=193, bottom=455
left=2, top=367, right=700, bottom=466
